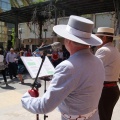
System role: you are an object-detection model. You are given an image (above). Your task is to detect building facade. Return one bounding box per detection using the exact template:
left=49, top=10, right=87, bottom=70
left=0, top=0, right=119, bottom=50
left=0, top=0, right=13, bottom=49
left=20, top=12, right=120, bottom=51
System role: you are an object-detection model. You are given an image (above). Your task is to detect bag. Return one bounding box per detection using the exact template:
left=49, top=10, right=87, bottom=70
left=0, top=62, right=6, bottom=70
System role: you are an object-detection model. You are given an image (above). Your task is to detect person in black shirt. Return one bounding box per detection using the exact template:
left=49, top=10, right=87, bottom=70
left=18, top=50, right=25, bottom=84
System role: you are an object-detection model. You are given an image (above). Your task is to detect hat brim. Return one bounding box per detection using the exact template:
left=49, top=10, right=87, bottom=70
left=95, top=33, right=114, bottom=37
left=53, top=25, right=102, bottom=46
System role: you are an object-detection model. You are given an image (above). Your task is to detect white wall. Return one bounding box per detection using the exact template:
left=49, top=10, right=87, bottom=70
left=93, top=13, right=115, bottom=33
left=58, top=17, right=69, bottom=24
left=18, top=17, right=69, bottom=40
left=19, top=13, right=120, bottom=51
left=18, top=23, right=39, bottom=40
left=19, top=13, right=116, bottom=40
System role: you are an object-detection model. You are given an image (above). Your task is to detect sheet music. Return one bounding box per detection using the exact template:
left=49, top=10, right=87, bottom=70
left=21, top=56, right=55, bottom=78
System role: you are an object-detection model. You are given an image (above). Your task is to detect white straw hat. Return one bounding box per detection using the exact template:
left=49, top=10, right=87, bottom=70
left=96, top=27, right=114, bottom=37
left=53, top=15, right=102, bottom=46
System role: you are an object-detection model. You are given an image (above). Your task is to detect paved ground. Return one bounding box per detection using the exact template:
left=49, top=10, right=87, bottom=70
left=0, top=74, right=61, bottom=120
left=0, top=74, right=120, bottom=120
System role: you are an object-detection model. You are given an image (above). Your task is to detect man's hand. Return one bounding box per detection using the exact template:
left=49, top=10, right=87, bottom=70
left=28, top=89, right=39, bottom=97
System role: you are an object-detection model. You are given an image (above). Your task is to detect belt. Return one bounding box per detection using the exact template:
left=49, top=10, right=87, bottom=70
left=9, top=62, right=15, bottom=63
left=62, top=109, right=97, bottom=120
left=104, top=81, right=117, bottom=87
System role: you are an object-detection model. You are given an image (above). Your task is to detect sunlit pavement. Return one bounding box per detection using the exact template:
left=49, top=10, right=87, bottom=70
left=0, top=74, right=120, bottom=120
left=0, top=74, right=61, bottom=120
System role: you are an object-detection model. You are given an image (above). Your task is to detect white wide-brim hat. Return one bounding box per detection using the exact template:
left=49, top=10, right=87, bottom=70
left=96, top=27, right=114, bottom=37
left=53, top=15, right=102, bottom=46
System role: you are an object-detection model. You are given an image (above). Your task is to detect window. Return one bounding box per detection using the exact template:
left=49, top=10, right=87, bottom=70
left=95, top=13, right=112, bottom=28
left=1, top=1, right=7, bottom=10
left=1, top=0, right=10, bottom=3
left=1, top=1, right=11, bottom=11
left=7, top=3, right=11, bottom=10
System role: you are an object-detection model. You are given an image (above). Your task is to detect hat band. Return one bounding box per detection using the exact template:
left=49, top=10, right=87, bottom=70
left=96, top=32, right=114, bottom=36
left=66, top=25, right=91, bottom=39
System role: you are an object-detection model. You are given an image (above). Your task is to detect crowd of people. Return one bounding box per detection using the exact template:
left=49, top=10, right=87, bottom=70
left=0, top=45, right=70, bottom=86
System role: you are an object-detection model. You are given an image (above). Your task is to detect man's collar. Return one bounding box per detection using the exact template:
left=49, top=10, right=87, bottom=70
left=103, top=42, right=113, bottom=47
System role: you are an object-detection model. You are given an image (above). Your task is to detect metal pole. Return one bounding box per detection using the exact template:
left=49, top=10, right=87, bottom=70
left=54, top=5, right=57, bottom=25
left=45, top=31, right=46, bottom=43
left=114, top=0, right=120, bottom=49
left=19, top=28, right=22, bottom=50
left=15, top=12, right=18, bottom=49
left=53, top=6, right=58, bottom=42
left=50, top=0, right=57, bottom=41
left=19, top=33, right=21, bottom=49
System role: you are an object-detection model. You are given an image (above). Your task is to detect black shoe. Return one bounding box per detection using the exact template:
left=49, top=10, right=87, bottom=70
left=5, top=82, right=8, bottom=87
left=20, top=81, right=24, bottom=84
left=13, top=76, right=17, bottom=79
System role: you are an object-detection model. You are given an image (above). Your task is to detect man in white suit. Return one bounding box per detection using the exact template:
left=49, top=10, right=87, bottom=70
left=21, top=15, right=105, bottom=120
left=95, top=27, right=120, bottom=120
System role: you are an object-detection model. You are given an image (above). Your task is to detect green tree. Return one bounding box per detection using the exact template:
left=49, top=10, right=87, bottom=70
left=11, top=28, right=15, bottom=47
left=36, top=0, right=45, bottom=2
left=33, top=0, right=45, bottom=4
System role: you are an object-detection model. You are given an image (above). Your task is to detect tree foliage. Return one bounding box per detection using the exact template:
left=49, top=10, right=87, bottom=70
left=32, top=0, right=45, bottom=4
left=11, top=28, right=15, bottom=47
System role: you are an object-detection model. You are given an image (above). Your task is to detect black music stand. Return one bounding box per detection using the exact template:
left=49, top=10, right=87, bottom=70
left=32, top=52, right=51, bottom=120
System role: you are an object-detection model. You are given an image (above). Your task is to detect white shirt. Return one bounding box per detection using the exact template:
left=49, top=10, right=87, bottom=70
left=95, top=42, right=120, bottom=82
left=0, top=55, right=4, bottom=62
left=6, top=52, right=17, bottom=63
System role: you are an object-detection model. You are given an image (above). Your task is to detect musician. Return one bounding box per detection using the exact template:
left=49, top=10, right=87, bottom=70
left=95, top=27, right=120, bottom=120
left=21, top=15, right=105, bottom=120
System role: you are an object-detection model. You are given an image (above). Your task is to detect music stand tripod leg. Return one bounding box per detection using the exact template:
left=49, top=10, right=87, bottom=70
left=32, top=51, right=51, bottom=120
left=31, top=55, right=46, bottom=120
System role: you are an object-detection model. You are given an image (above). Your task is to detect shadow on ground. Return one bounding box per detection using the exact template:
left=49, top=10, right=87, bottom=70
left=0, top=85, right=15, bottom=90
left=20, top=82, right=32, bottom=87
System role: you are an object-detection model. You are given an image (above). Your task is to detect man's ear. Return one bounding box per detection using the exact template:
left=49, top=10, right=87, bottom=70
left=103, top=36, right=106, bottom=39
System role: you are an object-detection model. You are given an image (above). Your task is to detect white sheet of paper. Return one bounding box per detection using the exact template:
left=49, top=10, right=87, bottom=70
left=21, top=56, right=55, bottom=78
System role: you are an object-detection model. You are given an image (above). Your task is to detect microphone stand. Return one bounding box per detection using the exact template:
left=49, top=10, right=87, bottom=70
left=32, top=51, right=49, bottom=120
